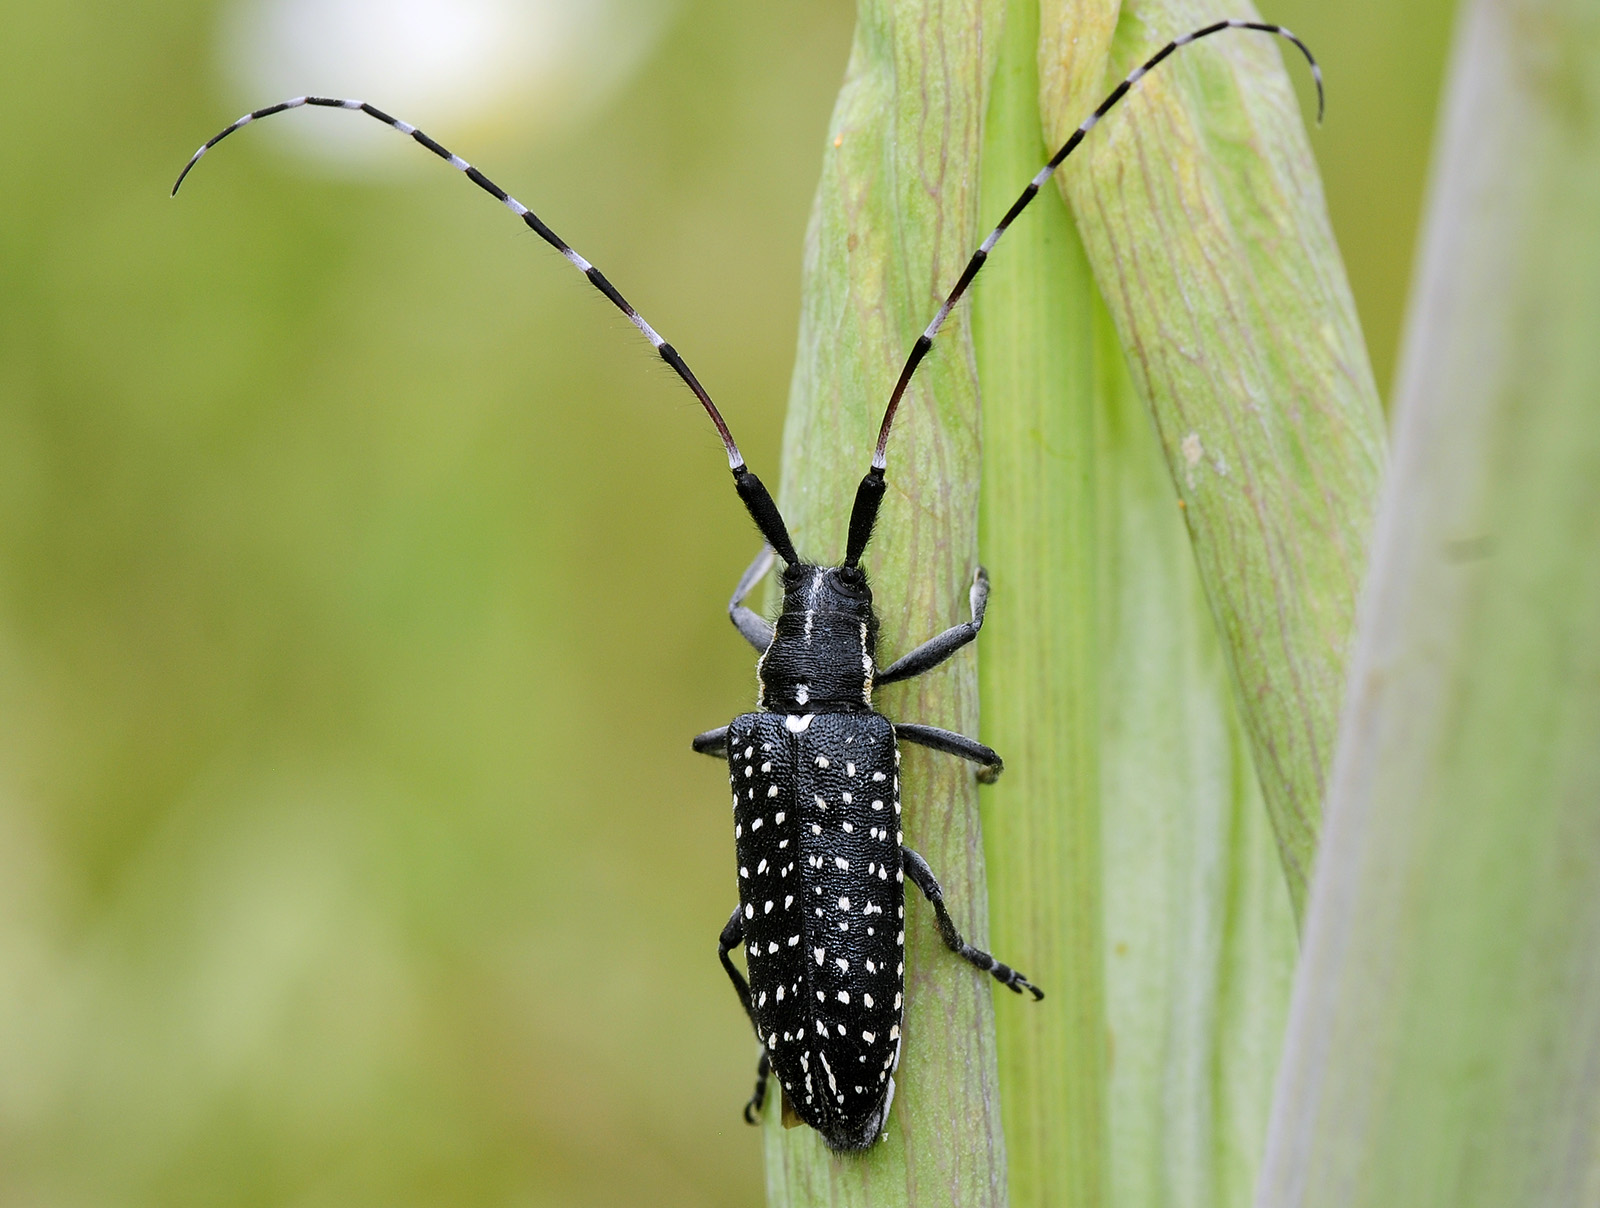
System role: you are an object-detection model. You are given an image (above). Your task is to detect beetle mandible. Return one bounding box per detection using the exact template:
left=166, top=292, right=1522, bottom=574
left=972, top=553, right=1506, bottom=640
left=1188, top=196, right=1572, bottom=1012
left=175, top=18, right=1321, bottom=1152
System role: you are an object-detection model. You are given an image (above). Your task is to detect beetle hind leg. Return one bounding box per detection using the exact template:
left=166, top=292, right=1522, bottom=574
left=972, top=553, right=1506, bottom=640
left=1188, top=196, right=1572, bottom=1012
left=718, top=907, right=755, bottom=1023
left=901, top=846, right=1044, bottom=999
left=743, top=1051, right=771, bottom=1125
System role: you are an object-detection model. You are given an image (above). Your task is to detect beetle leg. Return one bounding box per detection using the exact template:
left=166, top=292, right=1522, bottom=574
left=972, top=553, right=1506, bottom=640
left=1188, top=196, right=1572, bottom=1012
left=876, top=566, right=988, bottom=686
left=892, top=722, right=1004, bottom=783
left=901, top=846, right=1043, bottom=1000
left=718, top=906, right=756, bottom=1024
left=729, top=545, right=777, bottom=652
left=743, top=1051, right=772, bottom=1125
left=693, top=726, right=730, bottom=758
left=721, top=908, right=774, bottom=1126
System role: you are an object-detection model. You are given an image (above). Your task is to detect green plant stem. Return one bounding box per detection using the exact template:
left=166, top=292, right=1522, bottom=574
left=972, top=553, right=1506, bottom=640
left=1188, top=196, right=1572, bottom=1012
left=975, top=2, right=1107, bottom=1205
left=763, top=1, right=1008, bottom=1204
left=1258, top=1, right=1600, bottom=1203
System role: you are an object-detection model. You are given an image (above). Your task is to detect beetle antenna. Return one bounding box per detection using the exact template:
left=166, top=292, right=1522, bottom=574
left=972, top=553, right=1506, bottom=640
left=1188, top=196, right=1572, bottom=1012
left=843, top=19, right=1321, bottom=567
left=174, top=97, right=801, bottom=567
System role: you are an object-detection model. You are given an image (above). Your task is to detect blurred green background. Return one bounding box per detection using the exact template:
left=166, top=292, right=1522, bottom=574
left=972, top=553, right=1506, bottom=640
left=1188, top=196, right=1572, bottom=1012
left=0, top=1, right=1454, bottom=1204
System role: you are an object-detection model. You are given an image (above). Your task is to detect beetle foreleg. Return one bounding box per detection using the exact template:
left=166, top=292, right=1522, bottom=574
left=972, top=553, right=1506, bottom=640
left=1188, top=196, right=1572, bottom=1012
left=901, top=847, right=1043, bottom=1000
left=876, top=566, right=988, bottom=686
left=728, top=545, right=777, bottom=652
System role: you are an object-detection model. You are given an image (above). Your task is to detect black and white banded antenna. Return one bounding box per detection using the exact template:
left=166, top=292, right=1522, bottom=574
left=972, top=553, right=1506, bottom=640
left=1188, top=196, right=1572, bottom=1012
left=840, top=19, right=1322, bottom=568
left=172, top=96, right=803, bottom=568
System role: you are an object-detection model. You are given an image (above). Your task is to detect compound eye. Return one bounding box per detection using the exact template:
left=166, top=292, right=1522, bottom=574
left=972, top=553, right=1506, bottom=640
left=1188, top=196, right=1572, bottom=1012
left=833, top=566, right=869, bottom=597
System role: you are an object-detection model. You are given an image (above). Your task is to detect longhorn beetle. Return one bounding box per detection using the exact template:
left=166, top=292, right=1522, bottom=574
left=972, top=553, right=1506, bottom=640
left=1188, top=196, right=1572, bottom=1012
left=175, top=19, right=1321, bottom=1152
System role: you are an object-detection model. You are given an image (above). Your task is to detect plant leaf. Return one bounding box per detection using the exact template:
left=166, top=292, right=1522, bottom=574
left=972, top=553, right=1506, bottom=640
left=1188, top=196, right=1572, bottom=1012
left=1259, top=1, right=1600, bottom=1202
left=1051, top=0, right=1386, bottom=920
left=978, top=4, right=1298, bottom=1205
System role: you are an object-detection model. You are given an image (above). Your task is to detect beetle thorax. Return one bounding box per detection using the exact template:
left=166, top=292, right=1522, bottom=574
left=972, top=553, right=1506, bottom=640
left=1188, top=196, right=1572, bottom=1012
left=757, top=564, right=878, bottom=713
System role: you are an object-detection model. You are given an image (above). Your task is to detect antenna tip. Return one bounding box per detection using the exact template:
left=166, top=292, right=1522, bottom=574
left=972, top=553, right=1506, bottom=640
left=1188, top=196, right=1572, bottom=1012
left=171, top=150, right=204, bottom=196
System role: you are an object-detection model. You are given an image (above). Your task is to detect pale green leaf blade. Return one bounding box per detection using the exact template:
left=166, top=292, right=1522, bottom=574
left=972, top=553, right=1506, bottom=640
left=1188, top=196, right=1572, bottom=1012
left=978, top=5, right=1298, bottom=1205
left=1258, top=1, right=1600, bottom=1203
left=1095, top=308, right=1298, bottom=1208
left=1052, top=0, right=1386, bottom=920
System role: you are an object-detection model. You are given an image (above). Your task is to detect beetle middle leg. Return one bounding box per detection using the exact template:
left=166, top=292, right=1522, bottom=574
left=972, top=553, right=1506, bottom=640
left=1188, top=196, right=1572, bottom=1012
left=894, top=722, right=1004, bottom=783
left=875, top=565, right=988, bottom=686
left=901, top=846, right=1043, bottom=999
left=693, top=726, right=730, bottom=758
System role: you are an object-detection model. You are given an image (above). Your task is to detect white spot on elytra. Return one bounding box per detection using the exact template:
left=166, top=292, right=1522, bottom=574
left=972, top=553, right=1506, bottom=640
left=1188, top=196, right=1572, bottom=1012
left=816, top=756, right=830, bottom=769
left=814, top=947, right=826, bottom=965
